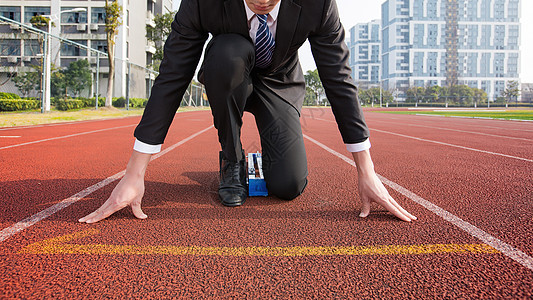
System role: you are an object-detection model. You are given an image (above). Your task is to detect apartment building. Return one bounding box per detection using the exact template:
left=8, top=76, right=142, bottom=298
left=380, top=0, right=521, bottom=100
left=0, top=0, right=173, bottom=98
left=348, top=20, right=382, bottom=88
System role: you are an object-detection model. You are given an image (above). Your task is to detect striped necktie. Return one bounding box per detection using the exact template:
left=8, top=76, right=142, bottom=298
left=255, top=14, right=275, bottom=69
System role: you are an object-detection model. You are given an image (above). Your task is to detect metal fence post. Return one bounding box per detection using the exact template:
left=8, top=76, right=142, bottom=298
left=95, top=52, right=100, bottom=109
left=126, top=61, right=131, bottom=110
left=40, top=35, right=48, bottom=114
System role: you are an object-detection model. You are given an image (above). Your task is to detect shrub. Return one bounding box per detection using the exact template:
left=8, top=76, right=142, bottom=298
left=112, top=97, right=126, bottom=108
left=129, top=98, right=148, bottom=108
left=0, top=99, right=40, bottom=111
left=0, top=92, right=21, bottom=99
left=55, top=99, right=84, bottom=111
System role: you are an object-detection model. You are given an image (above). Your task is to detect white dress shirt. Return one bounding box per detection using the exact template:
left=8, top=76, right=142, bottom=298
left=133, top=1, right=370, bottom=154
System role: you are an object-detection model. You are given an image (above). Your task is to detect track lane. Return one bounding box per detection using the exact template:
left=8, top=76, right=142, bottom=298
left=301, top=109, right=533, bottom=257
left=0, top=109, right=531, bottom=298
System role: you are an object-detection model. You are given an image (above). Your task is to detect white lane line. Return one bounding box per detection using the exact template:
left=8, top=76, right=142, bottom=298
left=371, top=128, right=533, bottom=163
left=303, top=134, right=533, bottom=272
left=0, top=126, right=213, bottom=243
left=0, top=124, right=136, bottom=150
left=403, top=115, right=533, bottom=133
left=0, top=136, right=21, bottom=138
left=379, top=120, right=533, bottom=142
left=310, top=118, right=532, bottom=163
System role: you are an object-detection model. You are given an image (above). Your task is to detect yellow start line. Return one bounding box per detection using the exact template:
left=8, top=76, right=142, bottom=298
left=18, top=229, right=500, bottom=257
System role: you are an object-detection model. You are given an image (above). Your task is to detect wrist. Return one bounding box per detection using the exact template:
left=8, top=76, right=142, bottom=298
left=351, top=150, right=375, bottom=176
left=125, top=150, right=152, bottom=178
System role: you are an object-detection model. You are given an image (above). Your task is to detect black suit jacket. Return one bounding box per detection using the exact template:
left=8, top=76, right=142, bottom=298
left=134, top=0, right=369, bottom=146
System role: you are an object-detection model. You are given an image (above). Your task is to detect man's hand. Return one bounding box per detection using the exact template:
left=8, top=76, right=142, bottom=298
left=79, top=151, right=151, bottom=224
left=352, top=150, right=417, bottom=222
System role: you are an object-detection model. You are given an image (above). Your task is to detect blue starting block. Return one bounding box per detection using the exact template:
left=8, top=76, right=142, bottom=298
left=247, top=152, right=268, bottom=196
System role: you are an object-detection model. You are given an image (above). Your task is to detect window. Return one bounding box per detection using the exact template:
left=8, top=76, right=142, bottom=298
left=91, top=7, right=106, bottom=24
left=61, top=7, right=87, bottom=24
left=24, top=7, right=51, bottom=23
left=0, top=39, right=20, bottom=56
left=0, top=6, right=21, bottom=22
left=91, top=40, right=107, bottom=55
left=24, top=40, right=41, bottom=56
left=61, top=40, right=87, bottom=56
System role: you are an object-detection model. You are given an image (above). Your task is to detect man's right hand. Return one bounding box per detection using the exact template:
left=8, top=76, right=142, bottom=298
left=79, top=150, right=152, bottom=224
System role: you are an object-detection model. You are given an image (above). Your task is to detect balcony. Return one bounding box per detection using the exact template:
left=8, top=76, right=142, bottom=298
left=146, top=11, right=155, bottom=28
left=145, top=39, right=156, bottom=54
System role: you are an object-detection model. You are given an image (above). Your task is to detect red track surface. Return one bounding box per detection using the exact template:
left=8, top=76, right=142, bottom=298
left=1, top=108, right=532, bottom=298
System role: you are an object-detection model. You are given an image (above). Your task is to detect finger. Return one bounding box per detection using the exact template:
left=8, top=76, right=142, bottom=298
left=381, top=198, right=413, bottom=222
left=84, top=206, right=121, bottom=224
left=131, top=199, right=147, bottom=220
left=78, top=209, right=101, bottom=223
left=359, top=197, right=371, bottom=218
left=390, top=197, right=417, bottom=220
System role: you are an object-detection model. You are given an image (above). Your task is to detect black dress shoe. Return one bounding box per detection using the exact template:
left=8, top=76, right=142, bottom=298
left=218, top=151, right=247, bottom=206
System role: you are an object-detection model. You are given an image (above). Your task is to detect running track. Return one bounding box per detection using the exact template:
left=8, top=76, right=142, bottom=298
left=0, top=108, right=532, bottom=298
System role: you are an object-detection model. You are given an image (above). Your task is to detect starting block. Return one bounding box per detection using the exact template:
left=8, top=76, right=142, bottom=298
left=247, top=152, right=268, bottom=196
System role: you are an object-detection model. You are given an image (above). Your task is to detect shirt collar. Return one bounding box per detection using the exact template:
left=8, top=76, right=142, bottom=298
left=243, top=1, right=281, bottom=22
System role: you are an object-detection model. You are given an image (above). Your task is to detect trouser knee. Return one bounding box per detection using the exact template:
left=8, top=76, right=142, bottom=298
left=267, top=177, right=308, bottom=201
left=201, top=34, right=254, bottom=88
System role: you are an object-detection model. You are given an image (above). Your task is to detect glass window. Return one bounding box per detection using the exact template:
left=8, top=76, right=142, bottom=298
left=61, top=7, right=87, bottom=24
left=24, top=40, right=41, bottom=56
left=0, top=6, right=21, bottom=22
left=91, top=40, right=107, bottom=55
left=24, top=7, right=51, bottom=23
left=61, top=40, right=87, bottom=56
left=0, top=39, right=21, bottom=56
left=91, top=7, right=105, bottom=23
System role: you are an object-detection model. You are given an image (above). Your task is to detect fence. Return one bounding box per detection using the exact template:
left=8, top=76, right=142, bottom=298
left=0, top=15, right=205, bottom=112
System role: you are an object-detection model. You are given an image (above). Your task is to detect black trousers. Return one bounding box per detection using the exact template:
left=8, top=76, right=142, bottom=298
left=200, top=34, right=308, bottom=200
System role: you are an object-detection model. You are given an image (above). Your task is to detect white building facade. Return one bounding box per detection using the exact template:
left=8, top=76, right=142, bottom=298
left=348, top=20, right=382, bottom=88
left=381, top=0, right=521, bottom=100
left=0, top=0, right=173, bottom=99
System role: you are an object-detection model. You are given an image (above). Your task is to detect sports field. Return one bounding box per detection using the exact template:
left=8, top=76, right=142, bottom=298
left=1, top=108, right=532, bottom=298
left=381, top=109, right=533, bottom=121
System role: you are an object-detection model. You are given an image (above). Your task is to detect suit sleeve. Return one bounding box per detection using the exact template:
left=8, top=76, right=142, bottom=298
left=307, top=0, right=370, bottom=144
left=134, top=0, right=208, bottom=146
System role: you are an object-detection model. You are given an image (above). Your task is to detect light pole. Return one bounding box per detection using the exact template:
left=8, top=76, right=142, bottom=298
left=42, top=8, right=86, bottom=112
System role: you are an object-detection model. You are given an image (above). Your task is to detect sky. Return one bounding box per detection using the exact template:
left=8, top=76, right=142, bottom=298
left=297, top=0, right=532, bottom=83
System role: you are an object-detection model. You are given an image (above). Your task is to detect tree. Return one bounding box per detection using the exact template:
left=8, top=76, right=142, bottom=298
left=64, top=59, right=92, bottom=96
left=448, top=85, right=473, bottom=105
left=29, top=15, right=53, bottom=97
left=13, top=70, right=40, bottom=97
left=503, top=80, right=520, bottom=105
left=146, top=11, right=174, bottom=72
left=105, top=0, right=123, bottom=107
left=472, top=88, right=488, bottom=105
left=406, top=86, right=425, bottom=103
left=304, top=69, right=323, bottom=105
left=424, top=85, right=441, bottom=103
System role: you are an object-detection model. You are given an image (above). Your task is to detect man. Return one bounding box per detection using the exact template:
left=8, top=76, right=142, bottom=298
left=79, top=0, right=416, bottom=223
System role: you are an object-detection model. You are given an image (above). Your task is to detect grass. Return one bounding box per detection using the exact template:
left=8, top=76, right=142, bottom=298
left=0, top=106, right=210, bottom=127
left=380, top=109, right=533, bottom=121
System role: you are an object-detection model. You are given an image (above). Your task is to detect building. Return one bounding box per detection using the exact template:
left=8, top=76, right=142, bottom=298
left=348, top=20, right=382, bottom=89
left=522, top=83, right=533, bottom=103
left=0, top=0, right=173, bottom=99
left=380, top=0, right=521, bottom=100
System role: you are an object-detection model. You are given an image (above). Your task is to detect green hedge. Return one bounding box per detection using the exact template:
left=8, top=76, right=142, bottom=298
left=55, top=99, right=85, bottom=111
left=0, top=99, right=40, bottom=111
left=112, top=97, right=148, bottom=108
left=0, top=92, right=21, bottom=99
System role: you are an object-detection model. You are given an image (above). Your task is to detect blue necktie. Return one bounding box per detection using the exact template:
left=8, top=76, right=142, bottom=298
left=255, top=14, right=275, bottom=69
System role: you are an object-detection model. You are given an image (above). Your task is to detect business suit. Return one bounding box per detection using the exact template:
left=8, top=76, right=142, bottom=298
left=80, top=0, right=417, bottom=222
left=134, top=0, right=370, bottom=200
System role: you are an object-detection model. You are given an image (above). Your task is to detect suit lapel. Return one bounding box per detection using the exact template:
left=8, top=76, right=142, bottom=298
left=224, top=0, right=252, bottom=42
left=270, top=0, right=301, bottom=71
